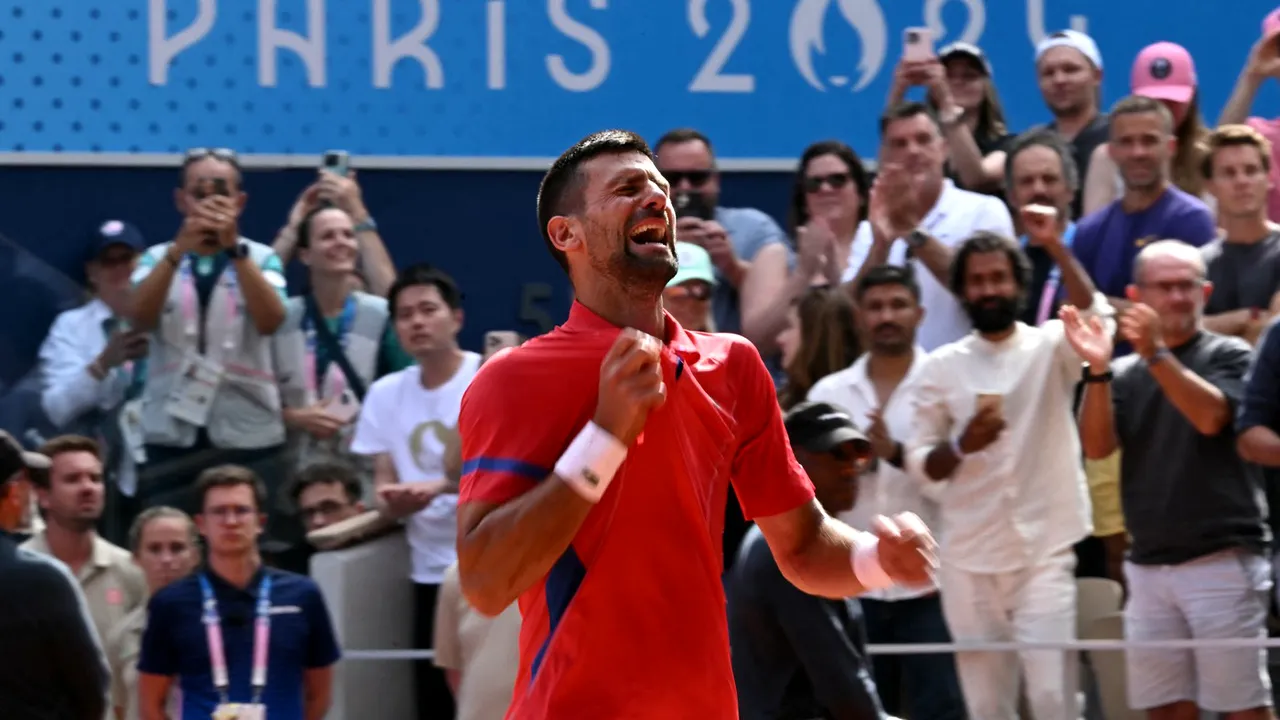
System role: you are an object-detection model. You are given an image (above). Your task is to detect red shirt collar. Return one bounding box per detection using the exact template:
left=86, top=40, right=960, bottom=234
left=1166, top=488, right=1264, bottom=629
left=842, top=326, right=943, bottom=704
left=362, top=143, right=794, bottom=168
left=564, top=300, right=702, bottom=361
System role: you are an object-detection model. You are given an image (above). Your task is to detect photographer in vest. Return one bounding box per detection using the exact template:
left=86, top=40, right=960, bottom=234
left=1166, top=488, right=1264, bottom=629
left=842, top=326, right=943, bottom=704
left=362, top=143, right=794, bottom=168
left=275, top=204, right=414, bottom=497
left=128, top=148, right=289, bottom=522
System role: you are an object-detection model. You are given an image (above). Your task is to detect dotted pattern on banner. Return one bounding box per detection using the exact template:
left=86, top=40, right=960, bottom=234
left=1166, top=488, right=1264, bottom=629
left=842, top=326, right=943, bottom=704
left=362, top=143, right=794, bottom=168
left=0, top=1, right=546, bottom=157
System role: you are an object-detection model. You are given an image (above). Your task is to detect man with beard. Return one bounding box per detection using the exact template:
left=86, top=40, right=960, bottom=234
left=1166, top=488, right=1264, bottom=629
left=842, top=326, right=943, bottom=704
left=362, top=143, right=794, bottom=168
left=807, top=265, right=965, bottom=720
left=1073, top=240, right=1271, bottom=719
left=1073, top=96, right=1216, bottom=327
left=22, top=434, right=146, bottom=648
left=905, top=226, right=1108, bottom=720
left=455, top=130, right=938, bottom=720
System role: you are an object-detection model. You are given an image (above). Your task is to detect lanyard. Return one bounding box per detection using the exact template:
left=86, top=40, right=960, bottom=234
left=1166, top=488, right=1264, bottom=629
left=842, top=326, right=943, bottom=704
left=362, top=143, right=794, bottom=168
left=304, top=294, right=356, bottom=400
left=179, top=255, right=240, bottom=351
left=199, top=573, right=273, bottom=705
left=1020, top=224, right=1077, bottom=326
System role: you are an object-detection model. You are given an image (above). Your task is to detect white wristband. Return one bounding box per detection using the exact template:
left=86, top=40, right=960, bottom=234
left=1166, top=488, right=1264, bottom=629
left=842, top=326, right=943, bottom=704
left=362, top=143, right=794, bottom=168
left=850, top=531, right=896, bottom=591
left=949, top=437, right=965, bottom=459
left=554, top=421, right=629, bottom=503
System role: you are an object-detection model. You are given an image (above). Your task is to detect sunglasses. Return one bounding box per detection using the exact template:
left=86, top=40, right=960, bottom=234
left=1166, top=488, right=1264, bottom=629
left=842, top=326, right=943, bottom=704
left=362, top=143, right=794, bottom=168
left=664, top=170, right=714, bottom=188
left=665, top=283, right=713, bottom=301
left=804, top=173, right=852, bottom=193
left=185, top=147, right=239, bottom=164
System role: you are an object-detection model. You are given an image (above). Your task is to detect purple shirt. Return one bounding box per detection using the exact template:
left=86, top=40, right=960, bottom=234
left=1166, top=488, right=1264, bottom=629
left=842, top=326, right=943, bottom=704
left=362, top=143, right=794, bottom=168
left=1072, top=186, right=1217, bottom=298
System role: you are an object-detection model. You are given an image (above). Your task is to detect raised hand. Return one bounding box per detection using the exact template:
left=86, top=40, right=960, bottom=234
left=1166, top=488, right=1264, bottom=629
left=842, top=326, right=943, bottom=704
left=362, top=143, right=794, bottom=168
left=958, top=404, right=1005, bottom=455
left=1060, top=304, right=1113, bottom=367
left=1120, top=303, right=1164, bottom=360
left=593, top=329, right=667, bottom=446
left=872, top=512, right=937, bottom=587
left=1020, top=204, right=1061, bottom=248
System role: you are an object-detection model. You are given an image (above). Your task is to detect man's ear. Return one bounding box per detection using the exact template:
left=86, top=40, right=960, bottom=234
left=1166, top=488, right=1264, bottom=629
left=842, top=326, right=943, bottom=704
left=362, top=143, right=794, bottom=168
left=547, top=216, right=583, bottom=257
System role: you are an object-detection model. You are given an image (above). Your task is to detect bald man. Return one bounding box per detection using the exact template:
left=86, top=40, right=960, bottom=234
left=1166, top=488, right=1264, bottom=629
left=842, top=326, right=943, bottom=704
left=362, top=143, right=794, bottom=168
left=1067, top=240, right=1271, bottom=718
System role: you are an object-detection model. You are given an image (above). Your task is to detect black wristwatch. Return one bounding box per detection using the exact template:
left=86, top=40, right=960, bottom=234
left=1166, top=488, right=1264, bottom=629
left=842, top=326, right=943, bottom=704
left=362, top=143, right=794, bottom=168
left=225, top=241, right=249, bottom=260
left=1082, top=363, right=1113, bottom=383
left=906, top=229, right=929, bottom=250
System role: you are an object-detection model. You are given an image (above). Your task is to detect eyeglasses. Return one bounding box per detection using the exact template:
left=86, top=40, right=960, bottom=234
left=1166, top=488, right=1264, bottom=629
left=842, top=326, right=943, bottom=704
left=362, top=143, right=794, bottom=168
left=664, top=283, right=713, bottom=301
left=664, top=170, right=714, bottom=188
left=1138, top=279, right=1204, bottom=296
left=184, top=147, right=239, bottom=164
left=804, top=173, right=852, bottom=193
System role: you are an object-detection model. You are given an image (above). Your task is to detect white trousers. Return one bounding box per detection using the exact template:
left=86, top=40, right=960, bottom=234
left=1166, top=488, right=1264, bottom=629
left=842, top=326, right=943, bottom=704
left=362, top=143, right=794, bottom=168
left=939, top=548, right=1079, bottom=720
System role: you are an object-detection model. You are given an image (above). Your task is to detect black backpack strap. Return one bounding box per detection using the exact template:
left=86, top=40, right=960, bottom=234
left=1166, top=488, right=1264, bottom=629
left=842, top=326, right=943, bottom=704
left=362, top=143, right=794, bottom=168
left=304, top=295, right=368, bottom=401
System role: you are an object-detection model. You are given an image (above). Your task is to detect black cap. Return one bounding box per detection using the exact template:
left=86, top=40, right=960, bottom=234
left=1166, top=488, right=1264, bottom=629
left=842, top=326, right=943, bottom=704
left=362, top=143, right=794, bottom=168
left=784, top=401, right=871, bottom=455
left=88, top=219, right=146, bottom=263
left=938, top=42, right=993, bottom=77
left=0, top=430, right=50, bottom=484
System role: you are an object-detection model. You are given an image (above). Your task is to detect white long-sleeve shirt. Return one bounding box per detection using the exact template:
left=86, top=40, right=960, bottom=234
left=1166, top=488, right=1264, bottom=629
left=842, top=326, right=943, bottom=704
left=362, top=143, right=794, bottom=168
left=807, top=347, right=944, bottom=601
left=38, top=299, right=130, bottom=429
left=905, top=298, right=1111, bottom=573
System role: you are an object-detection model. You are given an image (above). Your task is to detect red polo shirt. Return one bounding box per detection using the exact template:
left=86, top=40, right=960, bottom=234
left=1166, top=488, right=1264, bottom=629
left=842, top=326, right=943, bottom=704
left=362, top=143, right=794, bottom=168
left=458, top=302, right=815, bottom=719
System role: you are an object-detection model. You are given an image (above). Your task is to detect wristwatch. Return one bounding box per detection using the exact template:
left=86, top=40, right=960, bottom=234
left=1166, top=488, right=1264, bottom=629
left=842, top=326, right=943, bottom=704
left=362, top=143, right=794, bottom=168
left=1148, top=346, right=1172, bottom=366
left=354, top=217, right=378, bottom=233
left=225, top=241, right=249, bottom=260
left=1082, top=363, right=1113, bottom=383
left=937, top=105, right=965, bottom=129
left=906, top=229, right=929, bottom=250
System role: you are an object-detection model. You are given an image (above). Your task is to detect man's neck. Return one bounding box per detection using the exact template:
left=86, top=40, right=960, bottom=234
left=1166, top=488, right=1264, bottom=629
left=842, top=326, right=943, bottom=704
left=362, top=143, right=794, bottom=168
left=311, top=273, right=351, bottom=316
left=980, top=326, right=1017, bottom=343
left=914, top=178, right=944, bottom=217
left=866, top=350, right=914, bottom=385
left=208, top=550, right=263, bottom=589
left=1221, top=214, right=1271, bottom=244
left=417, top=347, right=465, bottom=390
left=1120, top=182, right=1168, bottom=213
left=44, top=521, right=95, bottom=574
left=578, top=291, right=666, bottom=339
left=1052, top=108, right=1098, bottom=140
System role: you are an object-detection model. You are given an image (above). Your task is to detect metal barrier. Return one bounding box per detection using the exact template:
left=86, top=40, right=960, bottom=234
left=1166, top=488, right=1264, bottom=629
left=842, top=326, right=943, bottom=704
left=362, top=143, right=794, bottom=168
left=342, top=636, right=1280, bottom=661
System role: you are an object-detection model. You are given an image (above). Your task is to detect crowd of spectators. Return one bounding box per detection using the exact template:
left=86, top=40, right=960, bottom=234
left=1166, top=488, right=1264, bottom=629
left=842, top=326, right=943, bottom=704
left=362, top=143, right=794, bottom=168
left=11, top=8, right=1280, bottom=720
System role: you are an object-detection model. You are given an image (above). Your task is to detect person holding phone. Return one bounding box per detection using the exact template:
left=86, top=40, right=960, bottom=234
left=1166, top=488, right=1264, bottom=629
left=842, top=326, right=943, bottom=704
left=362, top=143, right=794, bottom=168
left=907, top=229, right=1108, bottom=720
left=887, top=31, right=1013, bottom=195
left=37, top=220, right=150, bottom=542
left=272, top=154, right=396, bottom=297
left=273, top=203, right=415, bottom=499
left=127, top=148, right=289, bottom=531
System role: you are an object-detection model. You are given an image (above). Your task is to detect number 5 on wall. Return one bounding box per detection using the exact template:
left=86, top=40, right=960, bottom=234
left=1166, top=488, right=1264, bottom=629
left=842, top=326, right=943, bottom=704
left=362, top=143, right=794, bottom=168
left=519, top=283, right=556, bottom=335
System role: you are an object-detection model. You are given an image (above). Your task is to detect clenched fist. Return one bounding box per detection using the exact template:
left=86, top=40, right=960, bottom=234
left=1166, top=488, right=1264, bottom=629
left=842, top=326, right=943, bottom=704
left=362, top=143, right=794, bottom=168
left=593, top=329, right=667, bottom=446
left=872, top=512, right=938, bottom=587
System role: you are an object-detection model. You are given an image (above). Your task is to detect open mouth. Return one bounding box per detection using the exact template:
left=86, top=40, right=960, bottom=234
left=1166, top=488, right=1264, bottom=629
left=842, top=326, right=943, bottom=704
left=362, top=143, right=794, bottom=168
left=627, top=218, right=672, bottom=254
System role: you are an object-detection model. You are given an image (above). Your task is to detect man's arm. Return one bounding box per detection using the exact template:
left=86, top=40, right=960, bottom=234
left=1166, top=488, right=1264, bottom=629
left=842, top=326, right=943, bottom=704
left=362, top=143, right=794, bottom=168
left=302, top=581, right=341, bottom=720
left=1044, top=234, right=1098, bottom=312
left=1078, top=376, right=1119, bottom=459
left=38, top=313, right=108, bottom=428
left=232, top=254, right=287, bottom=335
left=1147, top=350, right=1239, bottom=436
left=137, top=674, right=175, bottom=720
left=303, top=667, right=334, bottom=720
left=902, top=359, right=964, bottom=482
left=458, top=331, right=664, bottom=616
left=433, top=566, right=465, bottom=699
left=130, top=246, right=181, bottom=332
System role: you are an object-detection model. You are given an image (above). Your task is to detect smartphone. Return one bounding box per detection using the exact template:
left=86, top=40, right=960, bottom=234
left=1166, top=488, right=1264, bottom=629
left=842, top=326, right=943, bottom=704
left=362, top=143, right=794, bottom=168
left=902, top=27, right=935, bottom=63
left=674, top=190, right=715, bottom=221
left=484, top=330, right=522, bottom=361
left=322, top=150, right=350, bottom=177
left=323, top=389, right=361, bottom=424
left=210, top=177, right=230, bottom=197
left=976, top=392, right=1003, bottom=415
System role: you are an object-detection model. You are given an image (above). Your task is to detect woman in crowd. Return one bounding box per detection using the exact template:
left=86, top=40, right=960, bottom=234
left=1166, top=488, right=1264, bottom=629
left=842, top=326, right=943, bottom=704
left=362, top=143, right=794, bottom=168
left=106, top=507, right=199, bottom=720
left=888, top=42, right=1013, bottom=194
left=776, top=287, right=861, bottom=410
left=788, top=140, right=872, bottom=288
left=1082, top=41, right=1213, bottom=215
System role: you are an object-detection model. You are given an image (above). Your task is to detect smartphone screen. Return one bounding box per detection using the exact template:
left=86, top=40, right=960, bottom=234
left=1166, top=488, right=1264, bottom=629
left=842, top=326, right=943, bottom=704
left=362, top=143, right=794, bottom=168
left=322, top=150, right=350, bottom=177
left=674, top=191, right=714, bottom=221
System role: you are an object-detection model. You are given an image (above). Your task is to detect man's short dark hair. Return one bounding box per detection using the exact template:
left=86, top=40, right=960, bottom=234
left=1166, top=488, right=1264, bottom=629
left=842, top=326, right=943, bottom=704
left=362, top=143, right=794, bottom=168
left=536, top=129, right=655, bottom=275
left=195, top=464, right=268, bottom=513
left=1110, top=95, right=1174, bottom=134
left=654, top=128, right=715, bottom=157
left=387, top=263, right=463, bottom=312
left=29, top=435, right=101, bottom=489
left=1004, top=128, right=1082, bottom=195
left=879, top=102, right=941, bottom=136
left=856, top=265, right=922, bottom=303
left=290, top=462, right=362, bottom=506
left=949, top=231, right=1033, bottom=296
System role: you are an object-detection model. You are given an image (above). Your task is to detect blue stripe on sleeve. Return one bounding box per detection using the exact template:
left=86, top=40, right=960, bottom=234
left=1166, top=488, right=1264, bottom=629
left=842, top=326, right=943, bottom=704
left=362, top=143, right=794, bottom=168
left=461, top=457, right=550, bottom=481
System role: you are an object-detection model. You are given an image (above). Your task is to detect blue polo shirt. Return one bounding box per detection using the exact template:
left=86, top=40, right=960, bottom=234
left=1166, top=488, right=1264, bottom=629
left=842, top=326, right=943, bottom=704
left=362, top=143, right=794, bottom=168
left=137, top=567, right=341, bottom=720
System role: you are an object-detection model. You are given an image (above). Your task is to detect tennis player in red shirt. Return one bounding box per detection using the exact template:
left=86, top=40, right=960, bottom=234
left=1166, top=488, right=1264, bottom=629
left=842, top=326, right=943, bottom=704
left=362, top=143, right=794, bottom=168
left=456, top=130, right=936, bottom=719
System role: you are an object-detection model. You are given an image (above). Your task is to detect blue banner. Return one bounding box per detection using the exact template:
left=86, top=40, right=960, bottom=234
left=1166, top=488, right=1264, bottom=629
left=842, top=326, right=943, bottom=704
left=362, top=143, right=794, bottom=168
left=0, top=0, right=1276, bottom=162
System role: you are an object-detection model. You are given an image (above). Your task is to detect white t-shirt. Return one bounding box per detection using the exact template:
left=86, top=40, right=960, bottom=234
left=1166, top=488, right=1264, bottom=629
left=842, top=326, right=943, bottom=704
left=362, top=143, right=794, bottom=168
left=842, top=179, right=1015, bottom=351
left=351, top=352, right=483, bottom=585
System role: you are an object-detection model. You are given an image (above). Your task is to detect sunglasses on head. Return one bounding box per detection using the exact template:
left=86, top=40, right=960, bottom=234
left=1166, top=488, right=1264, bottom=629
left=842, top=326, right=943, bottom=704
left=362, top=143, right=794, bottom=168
left=185, top=147, right=238, bottom=163
left=665, top=283, right=713, bottom=301
left=664, top=170, right=714, bottom=188
left=804, top=173, right=852, bottom=193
